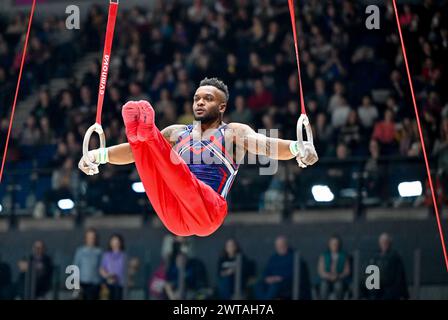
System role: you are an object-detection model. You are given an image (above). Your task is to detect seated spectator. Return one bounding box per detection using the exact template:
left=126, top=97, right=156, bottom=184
left=317, top=235, right=351, bottom=300
left=32, top=89, right=53, bottom=121
left=338, top=110, right=362, bottom=155
left=100, top=234, right=127, bottom=300
left=216, top=238, right=253, bottom=299
left=367, top=233, right=409, bottom=300
left=372, top=109, right=398, bottom=155
left=229, top=95, right=253, bottom=125
left=328, top=81, right=345, bottom=113
left=19, top=115, right=41, bottom=146
left=177, top=101, right=195, bottom=125
left=255, top=236, right=310, bottom=300
left=357, top=95, right=378, bottom=131
left=331, top=97, right=351, bottom=129
left=73, top=228, right=103, bottom=300
left=247, top=79, right=273, bottom=113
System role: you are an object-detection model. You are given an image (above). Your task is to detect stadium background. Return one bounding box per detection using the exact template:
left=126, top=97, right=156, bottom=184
left=0, top=0, right=448, bottom=299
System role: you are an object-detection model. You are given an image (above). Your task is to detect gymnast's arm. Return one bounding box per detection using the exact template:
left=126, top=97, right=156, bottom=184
left=107, top=124, right=185, bottom=165
left=228, top=123, right=318, bottom=165
left=78, top=125, right=185, bottom=174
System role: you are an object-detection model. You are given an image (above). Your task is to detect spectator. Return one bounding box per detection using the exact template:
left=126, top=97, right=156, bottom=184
left=317, top=235, right=351, bottom=300
left=229, top=95, right=253, bottom=125
left=367, top=233, right=409, bottom=300
left=255, top=236, right=310, bottom=300
left=328, top=81, right=346, bottom=113
left=15, top=240, right=53, bottom=299
left=247, top=79, right=273, bottom=113
left=20, top=115, right=41, bottom=146
left=331, top=97, right=351, bottom=129
left=357, top=95, right=378, bottom=130
left=216, top=238, right=253, bottom=299
left=372, top=109, right=398, bottom=155
left=100, top=234, right=127, bottom=300
left=338, top=110, right=362, bottom=155
left=73, top=228, right=103, bottom=300
left=177, top=101, right=195, bottom=125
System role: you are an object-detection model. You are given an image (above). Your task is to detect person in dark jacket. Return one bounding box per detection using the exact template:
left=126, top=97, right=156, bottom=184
left=216, top=238, right=253, bottom=299
left=255, top=236, right=310, bottom=300
left=15, top=240, right=54, bottom=299
left=368, top=233, right=409, bottom=300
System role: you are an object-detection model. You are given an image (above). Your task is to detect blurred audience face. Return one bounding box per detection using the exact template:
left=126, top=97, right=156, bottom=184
left=347, top=110, right=358, bottom=125
left=235, top=96, right=245, bottom=111
left=316, top=113, right=327, bottom=128
left=362, top=96, right=371, bottom=106
left=254, top=79, right=264, bottom=94
left=336, top=144, right=348, bottom=159
left=328, top=236, right=341, bottom=253
left=384, top=110, right=394, bottom=122
left=85, top=229, right=98, bottom=247
left=225, top=239, right=239, bottom=257
left=333, top=82, right=344, bottom=95
left=379, top=233, right=392, bottom=253
left=109, top=235, right=123, bottom=252
left=32, top=240, right=45, bottom=257
left=275, top=236, right=289, bottom=255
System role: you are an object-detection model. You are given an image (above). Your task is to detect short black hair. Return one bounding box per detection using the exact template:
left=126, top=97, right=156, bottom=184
left=199, top=77, right=229, bottom=102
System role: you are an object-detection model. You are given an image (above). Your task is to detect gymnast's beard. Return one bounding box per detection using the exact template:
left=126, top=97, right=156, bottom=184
left=194, top=109, right=221, bottom=124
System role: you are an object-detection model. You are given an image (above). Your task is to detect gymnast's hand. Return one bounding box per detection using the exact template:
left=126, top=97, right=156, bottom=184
left=78, top=149, right=100, bottom=176
left=296, top=141, right=318, bottom=168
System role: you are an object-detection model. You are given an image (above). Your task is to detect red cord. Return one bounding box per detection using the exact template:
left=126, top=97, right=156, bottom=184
left=288, top=0, right=306, bottom=115
left=392, top=0, right=448, bottom=272
left=95, top=1, right=119, bottom=125
left=0, top=0, right=36, bottom=183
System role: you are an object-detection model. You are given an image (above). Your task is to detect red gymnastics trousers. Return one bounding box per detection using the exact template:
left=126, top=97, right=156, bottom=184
left=123, top=101, right=228, bottom=237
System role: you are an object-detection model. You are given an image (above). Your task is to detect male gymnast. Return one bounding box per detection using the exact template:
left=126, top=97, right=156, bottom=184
left=79, top=78, right=318, bottom=237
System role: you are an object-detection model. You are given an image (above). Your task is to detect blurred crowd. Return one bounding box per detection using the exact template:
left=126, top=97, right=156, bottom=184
left=1, top=0, right=448, bottom=215
left=0, top=230, right=409, bottom=300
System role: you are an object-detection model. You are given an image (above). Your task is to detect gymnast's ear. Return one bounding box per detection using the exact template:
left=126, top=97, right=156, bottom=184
left=219, top=102, right=227, bottom=113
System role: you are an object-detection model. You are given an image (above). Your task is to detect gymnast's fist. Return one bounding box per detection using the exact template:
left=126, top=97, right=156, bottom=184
left=78, top=149, right=100, bottom=176
left=296, top=141, right=318, bottom=168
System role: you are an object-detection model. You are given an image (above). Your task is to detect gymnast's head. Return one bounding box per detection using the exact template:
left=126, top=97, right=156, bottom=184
left=193, top=77, right=229, bottom=124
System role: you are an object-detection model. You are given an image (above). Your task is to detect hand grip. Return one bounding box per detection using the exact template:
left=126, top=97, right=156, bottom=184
left=296, top=114, right=313, bottom=157
left=82, top=123, right=106, bottom=168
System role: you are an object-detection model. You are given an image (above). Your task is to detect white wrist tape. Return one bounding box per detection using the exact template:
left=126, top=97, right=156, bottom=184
left=95, top=148, right=109, bottom=164
left=289, top=141, right=300, bottom=157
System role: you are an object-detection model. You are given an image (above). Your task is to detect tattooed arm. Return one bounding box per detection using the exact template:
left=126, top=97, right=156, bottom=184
left=229, top=123, right=318, bottom=165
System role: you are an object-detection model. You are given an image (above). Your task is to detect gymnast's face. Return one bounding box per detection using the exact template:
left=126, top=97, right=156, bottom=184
left=193, top=86, right=227, bottom=124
